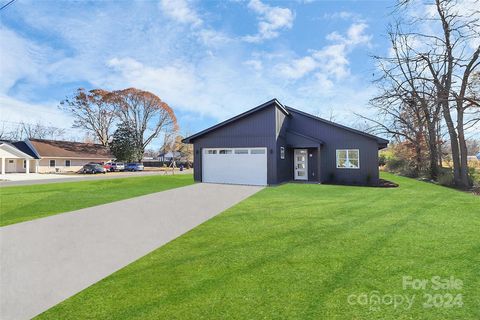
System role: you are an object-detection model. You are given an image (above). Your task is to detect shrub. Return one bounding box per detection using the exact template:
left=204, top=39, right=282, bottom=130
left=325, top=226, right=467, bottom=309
left=378, top=153, right=387, bottom=166
left=438, top=169, right=455, bottom=187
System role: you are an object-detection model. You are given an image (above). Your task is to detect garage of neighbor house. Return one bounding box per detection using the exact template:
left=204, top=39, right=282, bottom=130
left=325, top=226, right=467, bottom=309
left=183, top=99, right=388, bottom=186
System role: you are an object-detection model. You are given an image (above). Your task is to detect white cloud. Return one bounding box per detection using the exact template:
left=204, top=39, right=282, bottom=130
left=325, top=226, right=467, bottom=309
left=277, top=56, right=317, bottom=79
left=275, top=23, right=371, bottom=81
left=243, top=0, right=294, bottom=43
left=244, top=59, right=263, bottom=71
left=0, top=94, right=75, bottom=129
left=159, top=0, right=203, bottom=27
left=0, top=1, right=379, bottom=136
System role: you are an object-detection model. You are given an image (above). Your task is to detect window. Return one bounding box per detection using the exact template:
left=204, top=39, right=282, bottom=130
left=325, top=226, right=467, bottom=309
left=250, top=149, right=266, bottom=154
left=23, top=160, right=26, bottom=169
left=49, top=159, right=56, bottom=167
left=8, top=160, right=14, bottom=164
left=219, top=149, right=233, bottom=154
left=280, top=147, right=285, bottom=159
left=336, top=149, right=359, bottom=169
left=65, top=160, right=71, bottom=167
left=234, top=149, right=249, bottom=154
left=206, top=149, right=217, bottom=154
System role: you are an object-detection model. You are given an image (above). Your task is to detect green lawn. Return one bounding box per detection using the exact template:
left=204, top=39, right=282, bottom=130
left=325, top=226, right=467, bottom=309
left=0, top=174, right=194, bottom=226
left=35, top=173, right=480, bottom=319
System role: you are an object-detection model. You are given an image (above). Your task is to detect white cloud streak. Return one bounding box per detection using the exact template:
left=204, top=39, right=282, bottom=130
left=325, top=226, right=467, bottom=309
left=243, top=0, right=294, bottom=43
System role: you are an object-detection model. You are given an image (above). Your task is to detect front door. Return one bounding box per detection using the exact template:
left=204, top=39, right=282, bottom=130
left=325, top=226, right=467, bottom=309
left=294, top=149, right=308, bottom=180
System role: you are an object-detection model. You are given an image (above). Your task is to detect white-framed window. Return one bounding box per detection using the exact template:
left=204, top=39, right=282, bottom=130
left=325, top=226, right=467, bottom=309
left=219, top=149, right=233, bottom=154
left=49, top=159, right=56, bottom=167
left=280, top=147, right=285, bottom=159
left=234, top=149, right=249, bottom=154
left=65, top=160, right=71, bottom=167
left=206, top=149, right=217, bottom=154
left=336, top=149, right=360, bottom=169
left=250, top=149, right=266, bottom=154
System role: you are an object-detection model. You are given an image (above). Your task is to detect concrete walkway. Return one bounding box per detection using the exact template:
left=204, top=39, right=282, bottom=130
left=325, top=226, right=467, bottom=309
left=0, top=183, right=263, bottom=320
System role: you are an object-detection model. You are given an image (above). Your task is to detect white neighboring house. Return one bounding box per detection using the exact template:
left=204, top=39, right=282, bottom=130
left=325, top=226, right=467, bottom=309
left=0, top=140, right=37, bottom=174
left=0, top=138, right=112, bottom=175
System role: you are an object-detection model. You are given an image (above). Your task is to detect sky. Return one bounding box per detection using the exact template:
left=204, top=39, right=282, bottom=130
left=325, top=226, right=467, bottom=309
left=1, top=0, right=400, bottom=147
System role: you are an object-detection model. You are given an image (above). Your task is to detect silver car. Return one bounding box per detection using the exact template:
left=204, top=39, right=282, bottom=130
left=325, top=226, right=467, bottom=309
left=111, top=162, right=125, bottom=172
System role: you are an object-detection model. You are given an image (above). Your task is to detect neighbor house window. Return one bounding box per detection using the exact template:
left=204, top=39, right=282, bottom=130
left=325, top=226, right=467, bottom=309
left=219, top=149, right=233, bottom=154
left=206, top=150, right=217, bottom=154
left=280, top=147, right=285, bottom=159
left=234, top=149, right=249, bottom=154
left=65, top=160, right=71, bottom=167
left=49, top=160, right=56, bottom=167
left=336, top=149, right=359, bottom=169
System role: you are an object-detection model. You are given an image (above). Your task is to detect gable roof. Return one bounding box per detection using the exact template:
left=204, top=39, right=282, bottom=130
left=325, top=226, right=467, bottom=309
left=0, top=140, right=36, bottom=159
left=29, top=139, right=113, bottom=159
left=285, top=106, right=389, bottom=146
left=182, top=99, right=289, bottom=143
left=12, top=141, right=40, bottom=159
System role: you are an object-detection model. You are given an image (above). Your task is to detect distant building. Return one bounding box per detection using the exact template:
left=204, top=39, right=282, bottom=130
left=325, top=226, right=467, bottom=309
left=0, top=138, right=112, bottom=174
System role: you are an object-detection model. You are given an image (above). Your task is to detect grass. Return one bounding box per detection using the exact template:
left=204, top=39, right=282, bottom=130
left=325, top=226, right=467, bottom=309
left=36, top=173, right=480, bottom=319
left=0, top=174, right=194, bottom=226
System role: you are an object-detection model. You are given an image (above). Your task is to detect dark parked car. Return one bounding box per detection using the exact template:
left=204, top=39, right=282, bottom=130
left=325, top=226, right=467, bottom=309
left=125, top=163, right=144, bottom=171
left=81, top=163, right=106, bottom=174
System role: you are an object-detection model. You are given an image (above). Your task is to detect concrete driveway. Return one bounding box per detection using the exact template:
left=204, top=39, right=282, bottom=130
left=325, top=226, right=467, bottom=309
left=0, top=183, right=263, bottom=320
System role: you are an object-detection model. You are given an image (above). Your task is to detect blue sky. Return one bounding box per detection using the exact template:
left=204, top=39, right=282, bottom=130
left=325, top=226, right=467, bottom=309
left=1, top=0, right=398, bottom=146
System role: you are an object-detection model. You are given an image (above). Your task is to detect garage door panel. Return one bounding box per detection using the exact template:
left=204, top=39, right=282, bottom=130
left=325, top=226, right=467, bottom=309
left=202, top=148, right=267, bottom=186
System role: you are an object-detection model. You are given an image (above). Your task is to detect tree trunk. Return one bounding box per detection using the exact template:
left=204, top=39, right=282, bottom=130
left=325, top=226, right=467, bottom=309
left=456, top=104, right=471, bottom=187
left=441, top=95, right=462, bottom=185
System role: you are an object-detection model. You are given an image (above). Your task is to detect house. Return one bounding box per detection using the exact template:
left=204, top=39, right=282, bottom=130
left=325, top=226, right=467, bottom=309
left=0, top=138, right=112, bottom=174
left=158, top=151, right=182, bottom=162
left=183, top=99, right=388, bottom=186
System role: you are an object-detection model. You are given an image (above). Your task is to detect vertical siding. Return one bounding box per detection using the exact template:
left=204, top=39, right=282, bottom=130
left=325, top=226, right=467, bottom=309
left=288, top=109, right=380, bottom=185
left=192, top=105, right=278, bottom=184
left=276, top=108, right=291, bottom=183
left=190, top=104, right=381, bottom=186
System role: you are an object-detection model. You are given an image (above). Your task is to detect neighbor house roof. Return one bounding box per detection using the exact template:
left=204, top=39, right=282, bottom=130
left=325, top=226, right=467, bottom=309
left=0, top=140, right=36, bottom=159
left=182, top=99, right=289, bottom=143
left=12, top=141, right=40, bottom=159
left=29, top=139, right=113, bottom=159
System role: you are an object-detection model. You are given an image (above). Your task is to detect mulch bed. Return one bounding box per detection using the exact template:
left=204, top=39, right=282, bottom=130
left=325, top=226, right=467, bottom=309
left=377, top=179, right=399, bottom=188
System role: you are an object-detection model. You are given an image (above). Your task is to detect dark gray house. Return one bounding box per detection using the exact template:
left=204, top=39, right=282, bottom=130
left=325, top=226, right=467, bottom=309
left=183, top=99, right=388, bottom=186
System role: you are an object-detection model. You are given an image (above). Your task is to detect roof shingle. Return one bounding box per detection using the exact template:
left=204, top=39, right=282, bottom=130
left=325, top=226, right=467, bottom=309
left=29, top=139, right=112, bottom=159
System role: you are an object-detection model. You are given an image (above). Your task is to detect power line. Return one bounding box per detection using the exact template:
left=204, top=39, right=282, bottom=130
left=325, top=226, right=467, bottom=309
left=0, top=0, right=16, bottom=11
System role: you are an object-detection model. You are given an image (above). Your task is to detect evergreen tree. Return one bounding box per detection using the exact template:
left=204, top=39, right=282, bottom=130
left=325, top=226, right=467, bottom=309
left=110, top=122, right=142, bottom=162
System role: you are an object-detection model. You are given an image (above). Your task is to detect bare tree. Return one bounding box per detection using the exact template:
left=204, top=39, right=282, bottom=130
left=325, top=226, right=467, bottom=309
left=405, top=0, right=480, bottom=187
left=359, top=25, right=443, bottom=178
left=20, top=122, right=66, bottom=140
left=113, top=88, right=178, bottom=161
left=60, top=88, right=117, bottom=146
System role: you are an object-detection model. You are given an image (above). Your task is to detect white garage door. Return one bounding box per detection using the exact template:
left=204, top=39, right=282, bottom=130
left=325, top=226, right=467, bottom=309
left=202, top=148, right=267, bottom=186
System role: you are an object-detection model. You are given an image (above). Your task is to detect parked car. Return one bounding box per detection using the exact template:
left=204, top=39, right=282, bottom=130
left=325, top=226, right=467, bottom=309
left=81, top=163, right=106, bottom=174
left=102, top=162, right=113, bottom=171
left=125, top=163, right=144, bottom=171
left=110, top=162, right=125, bottom=172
